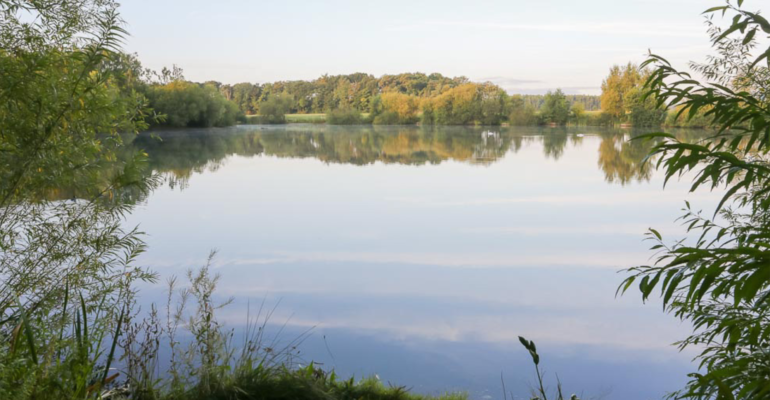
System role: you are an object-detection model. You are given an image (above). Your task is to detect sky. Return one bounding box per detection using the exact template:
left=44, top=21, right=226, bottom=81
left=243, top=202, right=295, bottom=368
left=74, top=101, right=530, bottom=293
left=120, top=0, right=720, bottom=95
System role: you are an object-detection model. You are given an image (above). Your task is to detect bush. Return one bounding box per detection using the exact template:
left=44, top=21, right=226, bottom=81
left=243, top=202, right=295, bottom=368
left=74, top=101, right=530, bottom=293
left=258, top=93, right=294, bottom=124
left=583, top=111, right=613, bottom=126
left=664, top=105, right=715, bottom=128
left=625, top=86, right=666, bottom=127
left=539, top=89, right=569, bottom=125
left=147, top=82, right=242, bottom=127
left=326, top=108, right=363, bottom=125
left=372, top=110, right=402, bottom=125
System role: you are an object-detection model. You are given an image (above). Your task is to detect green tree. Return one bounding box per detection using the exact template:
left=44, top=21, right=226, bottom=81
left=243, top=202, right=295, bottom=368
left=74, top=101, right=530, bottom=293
left=508, top=95, right=538, bottom=125
left=146, top=80, right=242, bottom=127
left=258, top=93, right=294, bottom=124
left=540, top=89, right=570, bottom=125
left=477, top=84, right=508, bottom=125
left=619, top=2, right=770, bottom=398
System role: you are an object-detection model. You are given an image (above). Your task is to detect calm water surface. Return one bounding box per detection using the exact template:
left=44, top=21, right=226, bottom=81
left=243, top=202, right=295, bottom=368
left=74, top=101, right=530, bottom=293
left=125, top=124, right=717, bottom=400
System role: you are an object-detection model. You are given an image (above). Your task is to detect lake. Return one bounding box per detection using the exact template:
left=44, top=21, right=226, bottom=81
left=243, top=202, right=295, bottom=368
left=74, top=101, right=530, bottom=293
left=125, top=124, right=716, bottom=400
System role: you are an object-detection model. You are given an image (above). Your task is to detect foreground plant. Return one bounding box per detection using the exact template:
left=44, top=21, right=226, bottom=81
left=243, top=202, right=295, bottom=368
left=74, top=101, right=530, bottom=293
left=0, top=0, right=158, bottom=398
left=619, top=1, right=770, bottom=398
left=113, top=254, right=464, bottom=400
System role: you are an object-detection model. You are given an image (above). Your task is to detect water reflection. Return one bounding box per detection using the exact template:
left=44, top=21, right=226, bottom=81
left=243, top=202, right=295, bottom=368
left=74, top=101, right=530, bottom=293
left=123, top=124, right=715, bottom=400
left=129, top=125, right=706, bottom=191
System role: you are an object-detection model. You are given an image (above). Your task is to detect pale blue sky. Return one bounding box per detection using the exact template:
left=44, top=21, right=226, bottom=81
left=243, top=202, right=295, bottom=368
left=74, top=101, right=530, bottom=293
left=120, top=0, right=717, bottom=94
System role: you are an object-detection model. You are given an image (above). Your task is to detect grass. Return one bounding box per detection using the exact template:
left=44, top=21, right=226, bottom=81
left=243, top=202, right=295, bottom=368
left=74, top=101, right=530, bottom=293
left=146, top=364, right=467, bottom=400
left=243, top=113, right=383, bottom=125
left=286, top=114, right=327, bottom=123
left=242, top=114, right=327, bottom=124
left=0, top=248, right=469, bottom=400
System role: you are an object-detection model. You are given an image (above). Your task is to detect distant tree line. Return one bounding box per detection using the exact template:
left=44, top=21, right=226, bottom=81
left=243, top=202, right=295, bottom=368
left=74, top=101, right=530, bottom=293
left=520, top=94, right=601, bottom=111
left=207, top=73, right=605, bottom=126
left=108, top=53, right=708, bottom=129
left=215, top=73, right=471, bottom=115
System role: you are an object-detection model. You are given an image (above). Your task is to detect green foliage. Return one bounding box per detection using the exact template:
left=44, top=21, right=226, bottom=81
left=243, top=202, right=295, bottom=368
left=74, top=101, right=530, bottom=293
left=569, top=102, right=586, bottom=124
left=326, top=108, right=364, bottom=125
left=619, top=2, right=770, bottom=398
left=423, top=83, right=508, bottom=125
left=258, top=93, right=294, bottom=124
left=478, top=86, right=509, bottom=125
left=110, top=254, right=466, bottom=400
left=146, top=80, right=242, bottom=128
left=0, top=0, right=158, bottom=399
left=218, top=75, right=602, bottom=125
left=216, top=73, right=471, bottom=115
left=665, top=105, right=716, bottom=128
left=540, top=89, right=570, bottom=125
left=625, top=86, right=667, bottom=127
left=508, top=96, right=539, bottom=126
left=519, top=94, right=601, bottom=112
left=426, top=84, right=480, bottom=125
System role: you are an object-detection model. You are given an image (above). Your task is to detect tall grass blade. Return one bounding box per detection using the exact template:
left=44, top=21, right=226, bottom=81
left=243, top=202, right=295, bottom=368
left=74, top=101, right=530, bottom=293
left=80, top=292, right=89, bottom=350
left=58, top=276, right=70, bottom=360
left=17, top=298, right=38, bottom=365
left=102, top=304, right=125, bottom=385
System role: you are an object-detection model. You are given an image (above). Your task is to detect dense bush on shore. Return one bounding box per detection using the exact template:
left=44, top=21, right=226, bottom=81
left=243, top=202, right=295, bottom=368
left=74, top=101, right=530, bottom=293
left=146, top=81, right=243, bottom=128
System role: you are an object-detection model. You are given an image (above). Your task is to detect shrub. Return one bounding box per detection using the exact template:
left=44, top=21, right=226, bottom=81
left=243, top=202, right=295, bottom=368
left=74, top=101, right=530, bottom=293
left=258, top=93, right=294, bottom=124
left=664, top=105, right=715, bottom=128
left=147, top=82, right=242, bottom=127
left=326, top=108, right=363, bottom=125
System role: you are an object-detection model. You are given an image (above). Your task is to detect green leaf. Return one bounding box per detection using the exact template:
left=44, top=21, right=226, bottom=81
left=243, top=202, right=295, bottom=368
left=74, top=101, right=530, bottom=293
left=649, top=228, right=662, bottom=241
left=16, top=299, right=37, bottom=365
left=703, top=5, right=729, bottom=14
left=742, top=28, right=757, bottom=45
left=80, top=292, right=88, bottom=351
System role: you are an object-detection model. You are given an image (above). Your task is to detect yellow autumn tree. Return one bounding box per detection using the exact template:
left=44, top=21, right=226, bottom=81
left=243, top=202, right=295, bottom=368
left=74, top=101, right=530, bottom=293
left=372, top=92, right=421, bottom=124
left=600, top=63, right=642, bottom=121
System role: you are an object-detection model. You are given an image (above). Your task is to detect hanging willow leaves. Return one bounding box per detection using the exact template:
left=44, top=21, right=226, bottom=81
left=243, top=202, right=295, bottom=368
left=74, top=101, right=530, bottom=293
left=619, top=1, right=770, bottom=398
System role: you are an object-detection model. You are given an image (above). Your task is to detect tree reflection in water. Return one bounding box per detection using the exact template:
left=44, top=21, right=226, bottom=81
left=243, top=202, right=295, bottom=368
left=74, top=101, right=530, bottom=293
left=121, top=125, right=711, bottom=192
